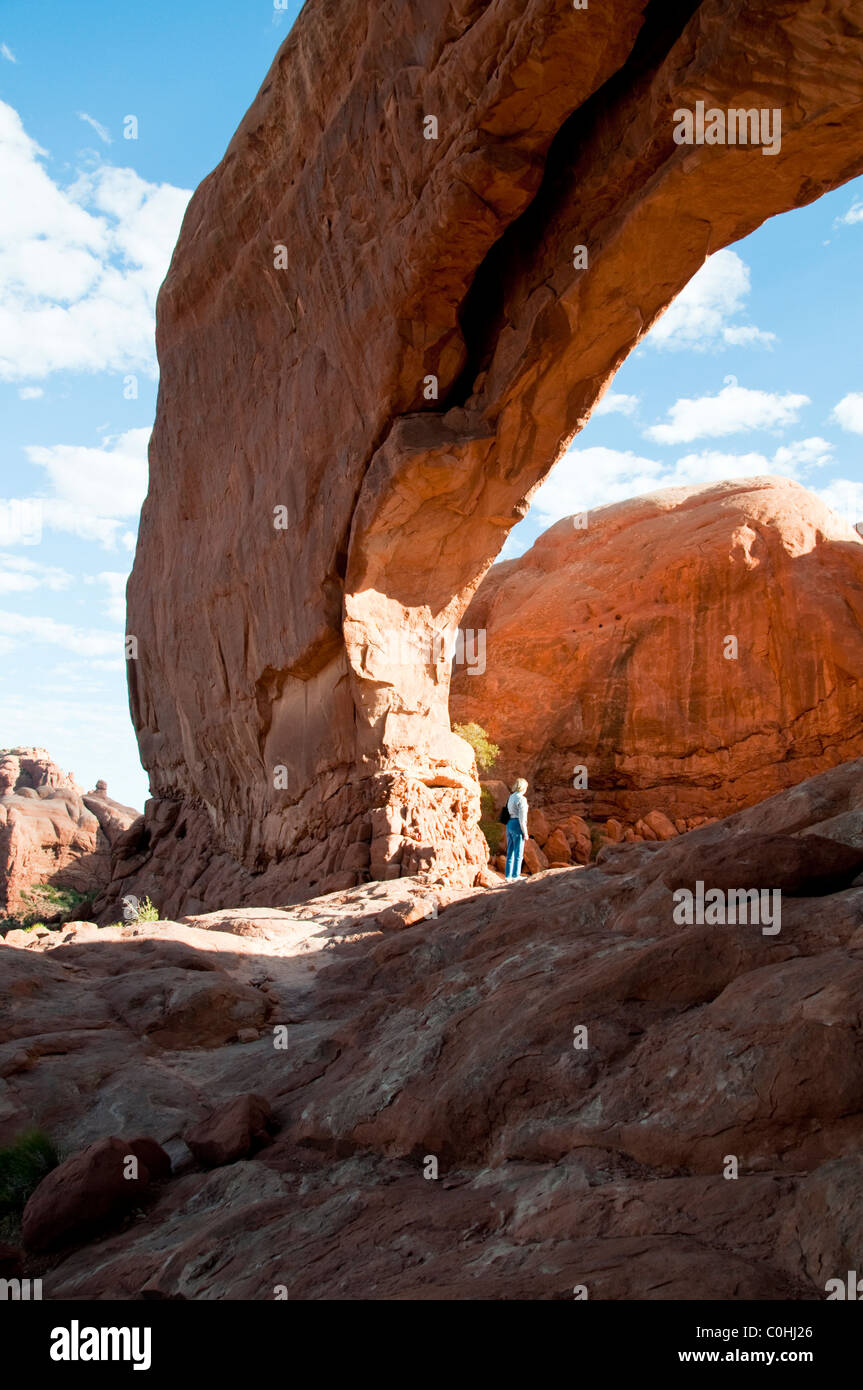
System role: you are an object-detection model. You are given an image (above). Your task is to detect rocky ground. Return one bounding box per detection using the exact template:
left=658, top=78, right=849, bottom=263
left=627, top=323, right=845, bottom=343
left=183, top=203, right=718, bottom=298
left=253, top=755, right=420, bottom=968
left=2, top=758, right=861, bottom=1299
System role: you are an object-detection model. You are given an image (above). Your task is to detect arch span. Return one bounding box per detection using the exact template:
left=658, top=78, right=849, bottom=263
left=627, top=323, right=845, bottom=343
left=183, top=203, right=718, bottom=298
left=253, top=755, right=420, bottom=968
left=109, top=0, right=863, bottom=917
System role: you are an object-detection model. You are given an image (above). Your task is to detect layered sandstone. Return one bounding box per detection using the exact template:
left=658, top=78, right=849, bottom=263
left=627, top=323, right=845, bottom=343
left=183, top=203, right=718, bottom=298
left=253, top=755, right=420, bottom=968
left=114, top=0, right=863, bottom=915
left=452, top=478, right=863, bottom=834
left=0, top=749, right=139, bottom=919
left=4, top=759, right=863, bottom=1298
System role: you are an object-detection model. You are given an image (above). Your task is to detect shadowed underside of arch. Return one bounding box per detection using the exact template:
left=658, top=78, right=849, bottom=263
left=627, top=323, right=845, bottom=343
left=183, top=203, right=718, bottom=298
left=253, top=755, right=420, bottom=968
left=105, top=0, right=863, bottom=918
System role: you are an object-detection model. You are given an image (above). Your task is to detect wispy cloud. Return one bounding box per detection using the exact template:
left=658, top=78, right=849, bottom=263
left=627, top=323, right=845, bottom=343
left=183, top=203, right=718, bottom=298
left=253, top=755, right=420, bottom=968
left=645, top=384, right=809, bottom=445
left=594, top=391, right=639, bottom=418
left=815, top=479, right=863, bottom=530
left=24, top=425, right=150, bottom=549
left=0, top=100, right=191, bottom=381
left=78, top=111, right=112, bottom=145
left=0, top=554, right=72, bottom=594
left=1, top=43, right=16, bottom=64
left=835, top=200, right=863, bottom=227
left=0, top=609, right=119, bottom=658
left=517, top=435, right=835, bottom=535
left=645, top=249, right=775, bottom=353
left=84, top=569, right=129, bottom=623
left=832, top=392, right=863, bottom=435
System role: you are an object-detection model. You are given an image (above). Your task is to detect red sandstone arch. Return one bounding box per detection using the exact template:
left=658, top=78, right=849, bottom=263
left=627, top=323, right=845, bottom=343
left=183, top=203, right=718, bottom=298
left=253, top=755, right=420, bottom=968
left=109, top=0, right=863, bottom=918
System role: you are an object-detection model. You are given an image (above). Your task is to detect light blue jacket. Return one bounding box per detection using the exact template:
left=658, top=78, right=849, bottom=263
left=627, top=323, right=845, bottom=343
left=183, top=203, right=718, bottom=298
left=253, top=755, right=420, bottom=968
left=507, top=792, right=528, bottom=837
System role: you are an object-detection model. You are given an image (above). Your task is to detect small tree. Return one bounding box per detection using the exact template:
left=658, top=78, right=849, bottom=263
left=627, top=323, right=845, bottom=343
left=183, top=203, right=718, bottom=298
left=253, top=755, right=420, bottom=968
left=453, top=721, right=500, bottom=774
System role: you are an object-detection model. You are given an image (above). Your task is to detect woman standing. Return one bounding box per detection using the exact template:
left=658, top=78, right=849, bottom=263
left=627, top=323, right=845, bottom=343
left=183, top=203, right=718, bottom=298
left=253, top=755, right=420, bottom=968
left=504, top=777, right=529, bottom=881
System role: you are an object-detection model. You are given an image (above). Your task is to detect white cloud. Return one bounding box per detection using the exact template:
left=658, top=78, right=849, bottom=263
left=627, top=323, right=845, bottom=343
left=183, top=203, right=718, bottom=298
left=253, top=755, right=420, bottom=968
left=645, top=383, right=809, bottom=445
left=522, top=435, right=833, bottom=532
left=18, top=385, right=43, bottom=399
left=667, top=443, right=827, bottom=487
left=0, top=610, right=119, bottom=657
left=772, top=436, right=833, bottom=469
left=527, top=446, right=666, bottom=525
left=721, top=325, right=776, bottom=347
left=78, top=112, right=112, bottom=145
left=670, top=450, right=774, bottom=483
left=594, top=391, right=639, bottom=417
left=646, top=249, right=775, bottom=352
left=1, top=43, right=16, bottom=63
left=0, top=554, right=72, bottom=593
left=25, top=425, right=149, bottom=549
left=836, top=201, right=863, bottom=227
left=84, top=570, right=129, bottom=622
left=815, top=479, right=863, bottom=531
left=832, top=392, right=863, bottom=435
left=0, top=100, right=191, bottom=381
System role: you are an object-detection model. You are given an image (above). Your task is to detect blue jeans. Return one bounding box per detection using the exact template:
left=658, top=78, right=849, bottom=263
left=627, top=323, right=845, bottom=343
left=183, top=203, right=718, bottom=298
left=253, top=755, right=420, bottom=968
left=505, top=820, right=525, bottom=880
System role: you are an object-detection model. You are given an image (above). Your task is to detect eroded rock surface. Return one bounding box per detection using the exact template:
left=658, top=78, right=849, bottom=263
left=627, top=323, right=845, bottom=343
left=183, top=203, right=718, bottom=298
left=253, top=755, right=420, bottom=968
left=3, top=759, right=862, bottom=1298
left=0, top=748, right=140, bottom=919
left=452, top=478, right=863, bottom=831
left=113, top=0, right=863, bottom=915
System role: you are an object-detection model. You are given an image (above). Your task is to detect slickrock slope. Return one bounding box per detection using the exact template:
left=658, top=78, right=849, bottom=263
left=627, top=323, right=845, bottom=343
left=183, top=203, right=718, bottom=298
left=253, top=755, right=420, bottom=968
left=452, top=478, right=863, bottom=837
left=2, top=759, right=863, bottom=1299
left=0, top=749, right=140, bottom=919
left=114, top=0, right=863, bottom=916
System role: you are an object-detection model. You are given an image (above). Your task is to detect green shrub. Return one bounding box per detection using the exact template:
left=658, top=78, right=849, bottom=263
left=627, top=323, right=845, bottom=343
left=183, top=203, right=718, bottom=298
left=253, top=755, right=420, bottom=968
left=133, top=896, right=160, bottom=923
left=0, top=1129, right=59, bottom=1220
left=479, top=788, right=504, bottom=856
left=8, top=883, right=89, bottom=931
left=453, top=721, right=500, bottom=774
left=22, top=884, right=87, bottom=911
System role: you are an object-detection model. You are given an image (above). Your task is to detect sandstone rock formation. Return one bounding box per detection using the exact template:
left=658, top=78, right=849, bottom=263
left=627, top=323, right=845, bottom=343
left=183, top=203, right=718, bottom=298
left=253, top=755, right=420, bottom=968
left=452, top=478, right=863, bottom=836
left=111, top=0, right=863, bottom=917
left=0, top=749, right=140, bottom=920
left=185, top=1094, right=278, bottom=1169
left=2, top=758, right=862, bottom=1298
left=21, top=1136, right=170, bottom=1254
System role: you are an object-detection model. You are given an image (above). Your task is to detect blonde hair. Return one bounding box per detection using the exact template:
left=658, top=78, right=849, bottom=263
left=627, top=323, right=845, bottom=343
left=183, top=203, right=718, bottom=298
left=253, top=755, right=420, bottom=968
left=511, top=777, right=528, bottom=794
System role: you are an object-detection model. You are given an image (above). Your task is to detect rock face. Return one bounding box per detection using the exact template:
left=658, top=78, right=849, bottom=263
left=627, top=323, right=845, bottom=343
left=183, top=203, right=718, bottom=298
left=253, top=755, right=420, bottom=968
left=185, top=1095, right=278, bottom=1169
left=3, top=758, right=863, bottom=1298
left=0, top=749, right=140, bottom=919
left=452, top=478, right=863, bottom=833
left=21, top=1136, right=170, bottom=1253
left=109, top=0, right=863, bottom=917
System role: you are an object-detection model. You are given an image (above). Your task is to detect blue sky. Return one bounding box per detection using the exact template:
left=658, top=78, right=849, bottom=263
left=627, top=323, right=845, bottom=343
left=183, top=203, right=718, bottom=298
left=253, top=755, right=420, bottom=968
left=0, top=0, right=861, bottom=811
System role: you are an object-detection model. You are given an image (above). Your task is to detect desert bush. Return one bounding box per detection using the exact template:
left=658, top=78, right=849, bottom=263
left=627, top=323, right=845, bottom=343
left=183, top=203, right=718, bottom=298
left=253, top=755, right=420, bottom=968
left=0, top=1129, right=59, bottom=1222
left=11, top=883, right=88, bottom=929
left=453, top=721, right=500, bottom=774
left=480, top=788, right=504, bottom=855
